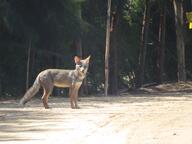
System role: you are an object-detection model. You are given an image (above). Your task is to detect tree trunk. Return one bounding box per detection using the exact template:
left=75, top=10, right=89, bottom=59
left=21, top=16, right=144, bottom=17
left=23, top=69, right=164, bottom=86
left=109, top=8, right=120, bottom=95
left=75, top=2, right=83, bottom=58
left=75, top=38, right=82, bottom=58
left=173, top=0, right=186, bottom=81
left=75, top=3, right=89, bottom=96
left=136, top=0, right=151, bottom=87
left=26, top=39, right=31, bottom=91
left=105, top=0, right=112, bottom=96
left=156, top=0, right=166, bottom=83
left=0, top=69, right=2, bottom=95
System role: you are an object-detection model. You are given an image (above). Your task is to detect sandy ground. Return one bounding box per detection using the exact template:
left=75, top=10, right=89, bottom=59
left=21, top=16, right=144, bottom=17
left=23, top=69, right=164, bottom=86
left=1, top=93, right=192, bottom=144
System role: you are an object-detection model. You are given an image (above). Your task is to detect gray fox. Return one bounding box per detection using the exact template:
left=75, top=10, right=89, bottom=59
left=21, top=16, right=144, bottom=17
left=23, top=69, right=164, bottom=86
left=20, top=56, right=91, bottom=109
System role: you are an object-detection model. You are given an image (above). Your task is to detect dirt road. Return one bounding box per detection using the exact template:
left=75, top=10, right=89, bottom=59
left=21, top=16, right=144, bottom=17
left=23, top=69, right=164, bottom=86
left=1, top=94, right=192, bottom=144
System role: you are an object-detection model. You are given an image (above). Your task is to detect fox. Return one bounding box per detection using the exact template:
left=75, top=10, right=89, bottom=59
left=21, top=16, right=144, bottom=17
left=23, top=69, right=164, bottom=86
left=20, top=56, right=91, bottom=109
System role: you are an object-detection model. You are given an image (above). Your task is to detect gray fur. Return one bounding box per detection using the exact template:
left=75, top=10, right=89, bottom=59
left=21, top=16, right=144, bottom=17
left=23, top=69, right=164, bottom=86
left=20, top=56, right=90, bottom=109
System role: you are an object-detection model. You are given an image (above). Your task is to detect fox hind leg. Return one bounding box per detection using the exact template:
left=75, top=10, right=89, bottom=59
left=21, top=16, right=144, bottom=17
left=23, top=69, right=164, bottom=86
left=41, top=86, right=53, bottom=109
left=39, top=74, right=54, bottom=109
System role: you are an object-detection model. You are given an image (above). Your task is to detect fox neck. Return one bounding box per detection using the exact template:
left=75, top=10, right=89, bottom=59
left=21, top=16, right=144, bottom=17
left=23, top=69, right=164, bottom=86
left=73, top=69, right=86, bottom=81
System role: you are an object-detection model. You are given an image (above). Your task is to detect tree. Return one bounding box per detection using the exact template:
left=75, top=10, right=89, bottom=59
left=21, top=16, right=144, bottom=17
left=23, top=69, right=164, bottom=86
left=105, top=0, right=112, bottom=96
left=173, top=0, right=186, bottom=81
left=108, top=1, right=123, bottom=95
left=26, top=39, right=32, bottom=91
left=156, top=0, right=166, bottom=83
left=136, top=0, right=151, bottom=87
left=109, top=9, right=118, bottom=95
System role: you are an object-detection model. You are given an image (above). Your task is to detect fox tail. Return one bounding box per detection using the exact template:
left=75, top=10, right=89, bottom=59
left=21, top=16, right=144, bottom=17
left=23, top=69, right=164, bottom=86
left=20, top=76, right=41, bottom=106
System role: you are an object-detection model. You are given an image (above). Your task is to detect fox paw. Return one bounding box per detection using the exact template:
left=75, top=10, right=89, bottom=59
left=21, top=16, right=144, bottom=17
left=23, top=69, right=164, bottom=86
left=44, top=106, right=51, bottom=109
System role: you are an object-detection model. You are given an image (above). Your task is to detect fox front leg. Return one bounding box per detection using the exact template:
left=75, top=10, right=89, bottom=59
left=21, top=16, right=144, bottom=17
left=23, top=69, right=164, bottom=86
left=69, top=87, right=76, bottom=109
left=74, top=89, right=80, bottom=109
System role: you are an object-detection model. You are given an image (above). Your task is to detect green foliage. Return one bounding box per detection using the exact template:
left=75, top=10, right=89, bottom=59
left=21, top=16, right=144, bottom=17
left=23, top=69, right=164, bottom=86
left=123, top=0, right=143, bottom=25
left=0, top=0, right=88, bottom=97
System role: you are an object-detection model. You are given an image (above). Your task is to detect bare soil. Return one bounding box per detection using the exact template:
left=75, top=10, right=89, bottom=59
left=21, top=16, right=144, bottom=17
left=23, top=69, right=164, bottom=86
left=1, top=92, right=192, bottom=144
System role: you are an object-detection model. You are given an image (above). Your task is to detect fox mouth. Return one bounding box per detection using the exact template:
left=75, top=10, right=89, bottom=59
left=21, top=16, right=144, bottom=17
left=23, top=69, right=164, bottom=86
left=79, top=71, right=86, bottom=76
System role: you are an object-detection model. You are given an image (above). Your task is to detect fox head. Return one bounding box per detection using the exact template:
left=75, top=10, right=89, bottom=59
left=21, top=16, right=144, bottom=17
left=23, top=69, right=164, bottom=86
left=74, top=56, right=91, bottom=76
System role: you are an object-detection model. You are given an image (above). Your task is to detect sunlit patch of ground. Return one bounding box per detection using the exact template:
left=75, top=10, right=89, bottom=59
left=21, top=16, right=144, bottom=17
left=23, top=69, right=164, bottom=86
left=1, top=94, right=192, bottom=144
left=140, top=81, right=192, bottom=93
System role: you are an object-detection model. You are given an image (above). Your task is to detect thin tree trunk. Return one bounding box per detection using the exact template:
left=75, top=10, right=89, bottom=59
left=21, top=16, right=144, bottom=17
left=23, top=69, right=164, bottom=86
left=156, top=1, right=166, bottom=83
left=75, top=2, right=83, bottom=58
left=0, top=69, right=2, bottom=95
left=75, top=3, right=88, bottom=96
left=109, top=39, right=118, bottom=95
left=26, top=39, right=31, bottom=91
left=105, top=0, right=112, bottom=96
left=136, top=0, right=151, bottom=87
left=75, top=38, right=82, bottom=58
left=109, top=8, right=120, bottom=95
left=173, top=0, right=186, bottom=81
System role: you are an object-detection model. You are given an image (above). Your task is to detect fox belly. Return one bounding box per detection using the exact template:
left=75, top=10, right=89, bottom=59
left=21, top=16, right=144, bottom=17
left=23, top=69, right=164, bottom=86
left=54, top=82, right=71, bottom=88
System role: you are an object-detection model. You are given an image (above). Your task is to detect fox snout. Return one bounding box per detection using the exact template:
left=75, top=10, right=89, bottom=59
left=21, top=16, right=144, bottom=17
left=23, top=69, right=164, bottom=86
left=76, top=65, right=85, bottom=73
left=80, top=67, right=85, bottom=73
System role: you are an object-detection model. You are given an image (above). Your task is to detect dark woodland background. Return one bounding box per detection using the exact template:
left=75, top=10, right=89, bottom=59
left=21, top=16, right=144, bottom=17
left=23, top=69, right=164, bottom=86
left=0, top=0, right=192, bottom=98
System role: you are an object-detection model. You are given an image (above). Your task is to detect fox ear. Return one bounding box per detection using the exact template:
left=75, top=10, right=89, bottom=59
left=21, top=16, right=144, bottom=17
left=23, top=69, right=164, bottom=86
left=86, top=55, right=91, bottom=62
left=74, top=56, right=81, bottom=64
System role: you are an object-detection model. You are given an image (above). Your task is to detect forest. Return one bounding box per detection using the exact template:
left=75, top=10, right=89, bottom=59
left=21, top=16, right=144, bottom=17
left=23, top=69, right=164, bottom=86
left=0, top=0, right=192, bottom=98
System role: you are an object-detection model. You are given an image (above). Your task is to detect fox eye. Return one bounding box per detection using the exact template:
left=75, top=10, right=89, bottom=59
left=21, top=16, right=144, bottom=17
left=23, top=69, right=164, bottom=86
left=79, top=65, right=82, bottom=68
